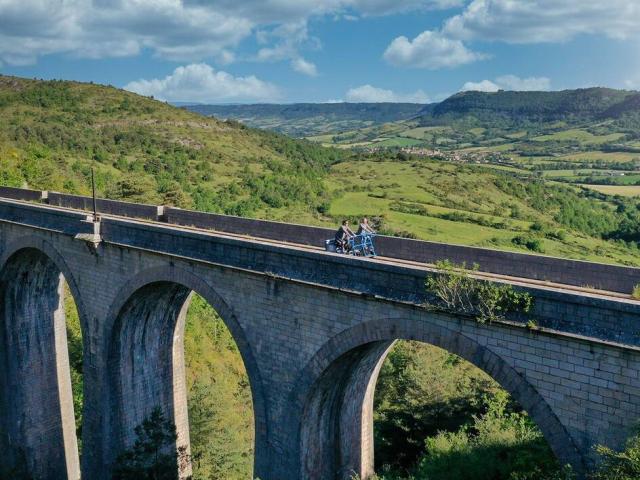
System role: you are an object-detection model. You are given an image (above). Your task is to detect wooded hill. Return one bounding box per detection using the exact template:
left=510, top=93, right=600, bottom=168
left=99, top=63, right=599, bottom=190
left=423, top=88, right=638, bottom=124
left=0, top=74, right=343, bottom=219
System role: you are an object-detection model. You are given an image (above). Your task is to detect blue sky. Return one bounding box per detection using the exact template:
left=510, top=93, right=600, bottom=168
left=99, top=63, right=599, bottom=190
left=1, top=1, right=639, bottom=103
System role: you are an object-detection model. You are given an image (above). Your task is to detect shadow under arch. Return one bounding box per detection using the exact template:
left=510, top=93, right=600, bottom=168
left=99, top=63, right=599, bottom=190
left=104, top=265, right=267, bottom=477
left=293, top=315, right=585, bottom=480
left=0, top=238, right=87, bottom=480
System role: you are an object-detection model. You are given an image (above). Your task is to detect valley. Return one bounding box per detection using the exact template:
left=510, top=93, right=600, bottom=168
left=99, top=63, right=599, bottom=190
left=192, top=89, right=640, bottom=204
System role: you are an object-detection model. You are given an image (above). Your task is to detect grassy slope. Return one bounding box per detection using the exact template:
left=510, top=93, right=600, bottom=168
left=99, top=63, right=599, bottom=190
left=323, top=159, right=640, bottom=265
left=0, top=75, right=340, bottom=222
left=184, top=296, right=254, bottom=479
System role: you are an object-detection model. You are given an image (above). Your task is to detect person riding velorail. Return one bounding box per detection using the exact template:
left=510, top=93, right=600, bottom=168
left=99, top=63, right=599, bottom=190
left=356, top=216, right=375, bottom=236
left=334, top=219, right=355, bottom=252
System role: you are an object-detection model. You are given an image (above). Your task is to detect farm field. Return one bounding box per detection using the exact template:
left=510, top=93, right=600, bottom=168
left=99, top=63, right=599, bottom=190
left=304, top=115, right=640, bottom=201
left=580, top=184, right=640, bottom=196
left=532, top=129, right=625, bottom=144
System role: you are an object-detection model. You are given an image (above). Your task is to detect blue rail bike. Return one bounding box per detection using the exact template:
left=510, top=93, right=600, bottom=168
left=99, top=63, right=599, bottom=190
left=325, top=233, right=377, bottom=257
left=349, top=233, right=377, bottom=257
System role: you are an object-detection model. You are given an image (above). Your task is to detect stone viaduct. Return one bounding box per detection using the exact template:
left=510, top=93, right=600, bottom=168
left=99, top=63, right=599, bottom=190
left=0, top=186, right=639, bottom=480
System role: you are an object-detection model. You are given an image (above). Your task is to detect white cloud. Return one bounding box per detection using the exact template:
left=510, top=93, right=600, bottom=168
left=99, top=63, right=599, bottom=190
left=345, top=84, right=429, bottom=102
left=461, top=74, right=551, bottom=92
left=461, top=80, right=500, bottom=92
left=383, top=30, right=486, bottom=69
left=350, top=0, right=464, bottom=16
left=444, top=0, right=640, bottom=44
left=291, top=57, right=318, bottom=76
left=0, top=0, right=460, bottom=69
left=255, top=21, right=321, bottom=74
left=123, top=63, right=281, bottom=103
left=624, top=77, right=640, bottom=90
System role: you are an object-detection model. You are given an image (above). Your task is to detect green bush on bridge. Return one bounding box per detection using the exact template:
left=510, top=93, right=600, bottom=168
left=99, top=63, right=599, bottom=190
left=425, top=260, right=533, bottom=323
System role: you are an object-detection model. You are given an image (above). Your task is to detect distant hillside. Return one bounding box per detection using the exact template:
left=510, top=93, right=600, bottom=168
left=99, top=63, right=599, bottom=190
left=184, top=102, right=425, bottom=137
left=601, top=92, right=640, bottom=119
left=184, top=88, right=640, bottom=139
left=421, top=88, right=638, bottom=125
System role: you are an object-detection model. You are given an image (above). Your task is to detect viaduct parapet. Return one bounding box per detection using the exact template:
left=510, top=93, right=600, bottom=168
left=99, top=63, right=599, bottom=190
left=0, top=186, right=638, bottom=480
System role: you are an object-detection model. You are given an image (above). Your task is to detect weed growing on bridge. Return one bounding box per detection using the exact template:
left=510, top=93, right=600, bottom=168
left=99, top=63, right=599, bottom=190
left=425, top=260, right=533, bottom=323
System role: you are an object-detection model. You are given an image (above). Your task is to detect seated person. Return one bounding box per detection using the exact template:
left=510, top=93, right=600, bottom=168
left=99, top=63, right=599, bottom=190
left=335, top=220, right=355, bottom=252
left=356, top=217, right=376, bottom=236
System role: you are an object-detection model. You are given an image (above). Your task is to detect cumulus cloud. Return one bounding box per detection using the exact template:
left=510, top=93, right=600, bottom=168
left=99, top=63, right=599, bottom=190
left=461, top=75, right=551, bottom=92
left=461, top=80, right=500, bottom=92
left=123, top=63, right=280, bottom=103
left=291, top=57, right=318, bottom=76
left=255, top=21, right=321, bottom=75
left=0, top=0, right=254, bottom=65
left=345, top=84, right=429, bottom=103
left=0, top=0, right=460, bottom=68
left=383, top=30, right=486, bottom=69
left=444, top=0, right=640, bottom=43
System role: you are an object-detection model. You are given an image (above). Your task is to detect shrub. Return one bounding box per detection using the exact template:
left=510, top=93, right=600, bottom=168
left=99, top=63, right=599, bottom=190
left=591, top=432, right=640, bottom=480
left=410, top=392, right=567, bottom=480
left=632, top=284, right=640, bottom=300
left=425, top=261, right=533, bottom=323
left=512, top=235, right=545, bottom=253
left=546, top=230, right=567, bottom=241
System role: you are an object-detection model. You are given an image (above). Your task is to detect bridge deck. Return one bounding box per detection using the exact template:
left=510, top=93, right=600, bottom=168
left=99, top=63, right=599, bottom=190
left=0, top=192, right=638, bottom=307
left=39, top=198, right=640, bottom=304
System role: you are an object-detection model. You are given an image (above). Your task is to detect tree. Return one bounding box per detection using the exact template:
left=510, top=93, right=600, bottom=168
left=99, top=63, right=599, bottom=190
left=106, top=174, right=160, bottom=203
left=159, top=180, right=191, bottom=208
left=112, top=407, right=190, bottom=480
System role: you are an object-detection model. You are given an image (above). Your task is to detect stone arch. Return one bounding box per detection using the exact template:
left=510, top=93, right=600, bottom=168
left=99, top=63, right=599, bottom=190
left=294, top=315, right=584, bottom=480
left=0, top=240, right=86, bottom=480
left=0, top=235, right=89, bottom=335
left=104, top=265, right=266, bottom=477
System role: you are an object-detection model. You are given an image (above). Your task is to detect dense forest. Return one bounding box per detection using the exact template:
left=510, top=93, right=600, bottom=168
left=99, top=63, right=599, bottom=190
left=1, top=75, right=639, bottom=479
left=425, top=88, right=637, bottom=124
